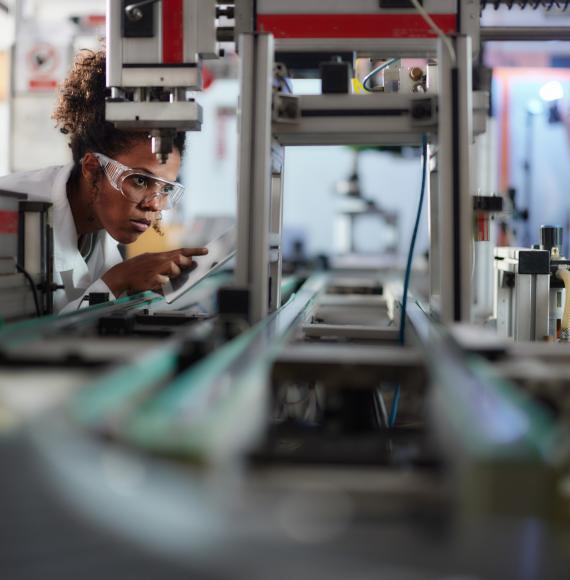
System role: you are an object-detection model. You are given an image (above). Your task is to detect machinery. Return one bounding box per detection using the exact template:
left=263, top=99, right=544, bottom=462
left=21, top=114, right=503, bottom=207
left=334, top=149, right=400, bottom=257
left=0, top=189, right=55, bottom=321
left=2, top=2, right=570, bottom=579
left=105, top=0, right=221, bottom=162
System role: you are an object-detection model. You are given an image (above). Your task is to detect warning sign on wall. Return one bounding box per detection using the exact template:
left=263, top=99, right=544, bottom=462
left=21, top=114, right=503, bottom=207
left=15, top=22, right=72, bottom=94
left=26, top=42, right=61, bottom=90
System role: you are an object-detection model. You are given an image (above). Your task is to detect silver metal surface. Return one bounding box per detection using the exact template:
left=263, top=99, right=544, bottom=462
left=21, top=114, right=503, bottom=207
left=273, top=94, right=437, bottom=147
left=302, top=323, right=399, bottom=342
left=105, top=101, right=203, bottom=130
left=235, top=34, right=274, bottom=324
left=105, top=0, right=122, bottom=87
left=493, top=247, right=551, bottom=341
left=436, top=36, right=474, bottom=324
left=268, top=153, right=285, bottom=313
left=428, top=149, right=440, bottom=314
left=481, top=26, right=570, bottom=41
left=272, top=343, right=426, bottom=390
left=121, top=67, right=201, bottom=88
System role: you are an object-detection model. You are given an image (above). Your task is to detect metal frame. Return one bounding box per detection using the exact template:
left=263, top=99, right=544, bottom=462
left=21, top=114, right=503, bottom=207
left=268, top=146, right=285, bottom=313
left=273, top=94, right=438, bottom=146
left=436, top=36, right=474, bottom=324
left=494, top=247, right=550, bottom=342
left=235, top=33, right=275, bottom=324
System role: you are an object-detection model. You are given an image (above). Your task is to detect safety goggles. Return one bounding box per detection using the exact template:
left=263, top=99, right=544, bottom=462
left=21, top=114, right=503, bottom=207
left=92, top=152, right=184, bottom=209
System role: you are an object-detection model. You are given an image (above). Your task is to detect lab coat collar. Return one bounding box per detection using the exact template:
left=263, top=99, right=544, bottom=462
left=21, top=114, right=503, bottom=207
left=51, top=163, right=88, bottom=279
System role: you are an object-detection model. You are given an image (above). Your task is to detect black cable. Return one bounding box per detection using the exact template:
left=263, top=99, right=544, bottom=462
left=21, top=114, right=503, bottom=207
left=15, top=263, right=41, bottom=317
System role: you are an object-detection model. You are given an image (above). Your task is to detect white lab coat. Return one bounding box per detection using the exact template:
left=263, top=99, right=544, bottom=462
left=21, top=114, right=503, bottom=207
left=0, top=164, right=123, bottom=313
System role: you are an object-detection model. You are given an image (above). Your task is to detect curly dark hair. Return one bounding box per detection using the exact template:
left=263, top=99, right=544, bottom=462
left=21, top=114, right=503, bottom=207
left=52, top=49, right=186, bottom=163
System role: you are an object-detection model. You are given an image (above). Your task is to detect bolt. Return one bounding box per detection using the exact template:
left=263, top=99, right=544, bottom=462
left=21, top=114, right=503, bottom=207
left=409, top=67, right=424, bottom=82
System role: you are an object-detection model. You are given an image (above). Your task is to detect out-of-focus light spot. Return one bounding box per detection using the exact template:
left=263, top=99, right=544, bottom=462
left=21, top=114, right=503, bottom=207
left=539, top=81, right=564, bottom=103
left=527, top=99, right=544, bottom=115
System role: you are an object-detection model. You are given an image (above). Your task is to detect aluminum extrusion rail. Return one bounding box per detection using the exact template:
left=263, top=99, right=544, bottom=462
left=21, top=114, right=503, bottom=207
left=70, top=275, right=328, bottom=458
left=481, top=26, right=570, bottom=41
left=406, top=302, right=561, bottom=463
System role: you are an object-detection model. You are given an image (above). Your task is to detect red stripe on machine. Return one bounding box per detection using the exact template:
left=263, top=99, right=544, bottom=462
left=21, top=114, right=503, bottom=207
left=257, top=14, right=457, bottom=39
left=163, top=0, right=184, bottom=64
left=0, top=211, right=18, bottom=234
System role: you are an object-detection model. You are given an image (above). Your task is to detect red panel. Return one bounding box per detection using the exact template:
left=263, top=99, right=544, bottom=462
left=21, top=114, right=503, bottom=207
left=163, top=0, right=184, bottom=64
left=29, top=79, right=58, bottom=90
left=0, top=211, right=18, bottom=234
left=257, top=14, right=457, bottom=39
left=86, top=15, right=106, bottom=27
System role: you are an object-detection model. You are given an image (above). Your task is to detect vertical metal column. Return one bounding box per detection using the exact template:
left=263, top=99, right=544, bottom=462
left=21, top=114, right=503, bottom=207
left=428, top=149, right=440, bottom=314
left=437, top=36, right=474, bottom=323
left=268, top=146, right=285, bottom=313
left=235, top=33, right=274, bottom=324
left=460, top=0, right=481, bottom=59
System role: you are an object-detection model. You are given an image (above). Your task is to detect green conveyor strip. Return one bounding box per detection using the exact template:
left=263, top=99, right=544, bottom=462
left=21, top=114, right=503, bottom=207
left=0, top=291, right=160, bottom=347
left=468, top=359, right=560, bottom=460
left=121, top=315, right=274, bottom=452
left=0, top=272, right=232, bottom=349
left=430, top=342, right=561, bottom=463
left=65, top=276, right=306, bottom=430
left=280, top=275, right=302, bottom=304
left=67, top=275, right=323, bottom=458
left=409, top=302, right=561, bottom=464
left=70, top=346, right=178, bottom=428
left=120, top=281, right=321, bottom=458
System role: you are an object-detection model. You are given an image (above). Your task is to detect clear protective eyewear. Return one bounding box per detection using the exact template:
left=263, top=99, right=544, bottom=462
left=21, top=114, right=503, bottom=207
left=92, top=152, right=184, bottom=209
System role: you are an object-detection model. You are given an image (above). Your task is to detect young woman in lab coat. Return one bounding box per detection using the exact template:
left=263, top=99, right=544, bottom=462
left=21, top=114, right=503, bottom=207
left=0, top=50, right=207, bottom=313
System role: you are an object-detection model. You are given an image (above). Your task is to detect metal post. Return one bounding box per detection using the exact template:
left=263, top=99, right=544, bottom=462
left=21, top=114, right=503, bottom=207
left=268, top=147, right=285, bottom=313
left=235, top=33, right=274, bottom=324
left=428, top=149, right=440, bottom=313
left=437, top=36, right=473, bottom=324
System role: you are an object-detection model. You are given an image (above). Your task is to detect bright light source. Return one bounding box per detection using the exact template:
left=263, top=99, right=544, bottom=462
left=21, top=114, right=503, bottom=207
left=539, top=81, right=564, bottom=103
left=527, top=99, right=544, bottom=115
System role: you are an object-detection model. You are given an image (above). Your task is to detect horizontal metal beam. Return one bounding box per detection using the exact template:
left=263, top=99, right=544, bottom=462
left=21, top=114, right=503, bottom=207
left=273, top=92, right=489, bottom=146
left=481, top=26, right=570, bottom=42
left=302, top=323, right=399, bottom=341
left=272, top=343, right=427, bottom=390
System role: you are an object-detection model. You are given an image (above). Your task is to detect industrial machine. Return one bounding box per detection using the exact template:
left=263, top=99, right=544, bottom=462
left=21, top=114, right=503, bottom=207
left=0, top=189, right=55, bottom=321
left=2, top=2, right=570, bottom=579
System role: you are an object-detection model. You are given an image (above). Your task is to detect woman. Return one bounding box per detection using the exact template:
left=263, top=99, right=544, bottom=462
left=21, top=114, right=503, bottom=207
left=0, top=49, right=207, bottom=313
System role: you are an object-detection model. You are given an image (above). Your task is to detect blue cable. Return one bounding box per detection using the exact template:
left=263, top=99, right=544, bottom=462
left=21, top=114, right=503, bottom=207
left=399, top=134, right=428, bottom=347
left=390, top=135, right=428, bottom=428
left=389, top=385, right=400, bottom=428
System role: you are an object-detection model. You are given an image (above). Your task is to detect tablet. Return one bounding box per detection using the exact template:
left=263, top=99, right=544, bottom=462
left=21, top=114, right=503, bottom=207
left=162, top=227, right=236, bottom=304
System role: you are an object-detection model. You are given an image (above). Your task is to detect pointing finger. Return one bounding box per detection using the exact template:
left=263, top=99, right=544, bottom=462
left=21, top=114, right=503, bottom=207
left=179, top=247, right=208, bottom=257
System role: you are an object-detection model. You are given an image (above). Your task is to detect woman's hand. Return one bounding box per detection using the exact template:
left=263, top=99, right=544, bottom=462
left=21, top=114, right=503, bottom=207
left=102, top=247, right=208, bottom=296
